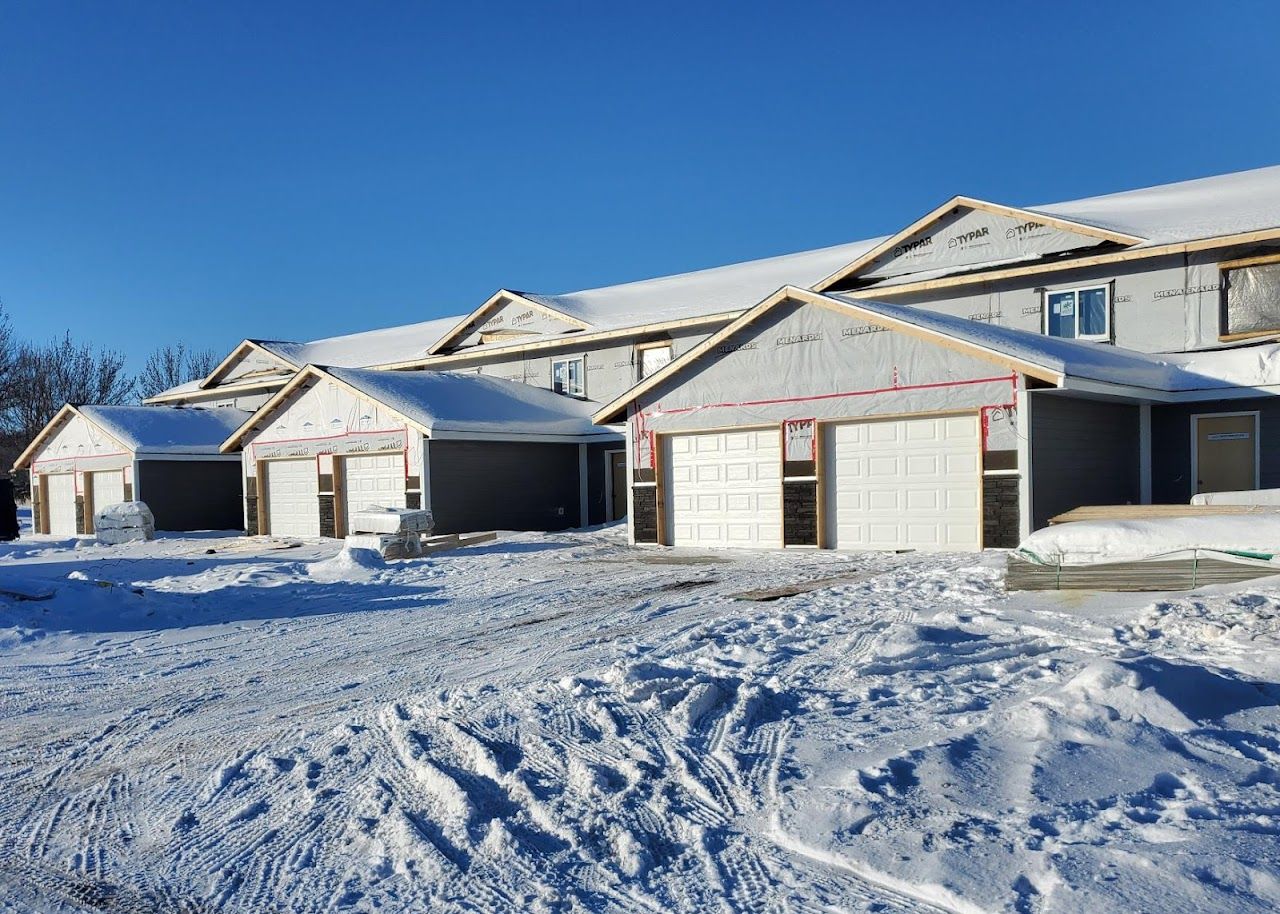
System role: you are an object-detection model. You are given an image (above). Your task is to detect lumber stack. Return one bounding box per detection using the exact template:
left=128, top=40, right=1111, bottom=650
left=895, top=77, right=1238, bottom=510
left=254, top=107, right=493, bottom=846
left=1005, top=553, right=1280, bottom=592
left=1049, top=504, right=1280, bottom=524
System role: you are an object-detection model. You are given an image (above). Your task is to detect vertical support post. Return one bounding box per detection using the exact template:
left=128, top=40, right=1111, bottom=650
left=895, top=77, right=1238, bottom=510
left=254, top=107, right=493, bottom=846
left=578, top=443, right=588, bottom=528
left=1016, top=382, right=1034, bottom=540
left=420, top=434, right=432, bottom=513
left=1139, top=402, right=1152, bottom=504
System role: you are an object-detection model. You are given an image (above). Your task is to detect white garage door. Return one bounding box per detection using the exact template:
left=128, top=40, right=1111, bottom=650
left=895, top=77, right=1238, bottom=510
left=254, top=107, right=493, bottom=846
left=664, top=429, right=782, bottom=548
left=825, top=414, right=981, bottom=552
left=45, top=473, right=78, bottom=536
left=91, top=470, right=125, bottom=513
left=264, top=459, right=320, bottom=537
left=342, top=452, right=406, bottom=531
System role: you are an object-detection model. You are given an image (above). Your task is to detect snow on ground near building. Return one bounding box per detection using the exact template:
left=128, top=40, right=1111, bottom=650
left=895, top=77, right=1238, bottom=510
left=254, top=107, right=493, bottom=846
left=1017, top=515, right=1280, bottom=565
left=1, top=530, right=1279, bottom=913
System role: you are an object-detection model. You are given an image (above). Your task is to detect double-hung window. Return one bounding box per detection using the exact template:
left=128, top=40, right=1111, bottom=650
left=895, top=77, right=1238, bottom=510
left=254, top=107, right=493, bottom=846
left=552, top=357, right=585, bottom=397
left=1044, top=285, right=1110, bottom=341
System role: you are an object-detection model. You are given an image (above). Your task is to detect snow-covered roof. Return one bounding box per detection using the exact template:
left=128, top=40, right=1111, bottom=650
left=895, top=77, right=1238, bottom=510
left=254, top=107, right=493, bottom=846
left=828, top=293, right=1276, bottom=393
left=323, top=367, right=620, bottom=439
left=258, top=314, right=467, bottom=369
left=1031, top=164, right=1280, bottom=249
left=517, top=237, right=887, bottom=332
left=173, top=165, right=1280, bottom=388
left=79, top=405, right=252, bottom=454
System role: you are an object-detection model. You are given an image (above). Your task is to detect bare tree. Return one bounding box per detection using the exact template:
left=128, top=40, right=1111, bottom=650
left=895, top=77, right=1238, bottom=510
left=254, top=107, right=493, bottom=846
left=2, top=332, right=133, bottom=462
left=0, top=302, right=14, bottom=416
left=136, top=342, right=221, bottom=400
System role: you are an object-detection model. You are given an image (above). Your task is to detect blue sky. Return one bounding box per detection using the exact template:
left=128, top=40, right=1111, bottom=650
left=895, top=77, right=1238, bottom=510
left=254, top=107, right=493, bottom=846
left=2, top=1, right=1277, bottom=371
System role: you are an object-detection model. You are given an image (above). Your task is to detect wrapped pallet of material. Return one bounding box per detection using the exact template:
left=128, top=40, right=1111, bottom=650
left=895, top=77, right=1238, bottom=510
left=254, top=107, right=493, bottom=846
left=348, top=505, right=434, bottom=536
left=345, top=506, right=432, bottom=559
left=95, top=501, right=156, bottom=545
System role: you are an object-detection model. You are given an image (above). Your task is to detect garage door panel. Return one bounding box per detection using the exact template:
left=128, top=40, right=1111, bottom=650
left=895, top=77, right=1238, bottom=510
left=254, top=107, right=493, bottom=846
left=92, top=471, right=126, bottom=512
left=46, top=473, right=78, bottom=536
left=696, top=465, right=722, bottom=483
left=342, top=452, right=407, bottom=529
left=826, top=415, right=980, bottom=553
left=664, top=429, right=782, bottom=549
left=265, top=459, right=320, bottom=537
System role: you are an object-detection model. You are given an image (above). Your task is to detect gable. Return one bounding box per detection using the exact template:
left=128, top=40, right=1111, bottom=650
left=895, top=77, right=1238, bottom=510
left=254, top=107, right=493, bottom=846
left=202, top=341, right=297, bottom=391
left=452, top=299, right=585, bottom=349
left=634, top=297, right=1020, bottom=433
left=855, top=205, right=1118, bottom=282
left=240, top=373, right=415, bottom=458
left=28, top=410, right=132, bottom=472
left=229, top=348, right=293, bottom=378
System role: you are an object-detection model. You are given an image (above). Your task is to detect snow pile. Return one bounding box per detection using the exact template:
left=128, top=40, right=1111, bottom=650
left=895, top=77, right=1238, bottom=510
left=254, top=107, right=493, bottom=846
left=94, top=500, right=155, bottom=545
left=3, top=532, right=1280, bottom=912
left=1192, top=487, right=1280, bottom=506
left=1016, top=515, right=1280, bottom=565
left=308, top=544, right=386, bottom=580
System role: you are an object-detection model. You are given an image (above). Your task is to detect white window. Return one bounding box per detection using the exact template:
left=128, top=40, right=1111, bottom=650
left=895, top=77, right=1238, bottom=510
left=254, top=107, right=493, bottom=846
left=552, top=357, right=585, bottom=397
left=638, top=343, right=672, bottom=380
left=1044, top=285, right=1110, bottom=341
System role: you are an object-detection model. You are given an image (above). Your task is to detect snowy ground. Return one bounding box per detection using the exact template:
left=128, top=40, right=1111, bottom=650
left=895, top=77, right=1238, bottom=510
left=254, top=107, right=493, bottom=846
left=2, top=526, right=1279, bottom=913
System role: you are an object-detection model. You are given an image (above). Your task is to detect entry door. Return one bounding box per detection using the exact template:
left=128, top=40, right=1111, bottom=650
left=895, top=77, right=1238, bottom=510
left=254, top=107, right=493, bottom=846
left=664, top=429, right=782, bottom=548
left=264, top=459, right=320, bottom=537
left=825, top=414, right=981, bottom=552
left=1194, top=413, right=1258, bottom=494
left=609, top=451, right=628, bottom=520
left=342, top=452, right=406, bottom=532
left=45, top=473, right=78, bottom=536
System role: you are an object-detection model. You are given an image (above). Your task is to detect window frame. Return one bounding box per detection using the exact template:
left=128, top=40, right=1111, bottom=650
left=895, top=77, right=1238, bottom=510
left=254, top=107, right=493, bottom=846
left=635, top=340, right=674, bottom=382
left=1042, top=283, right=1111, bottom=342
left=551, top=355, right=586, bottom=398
left=1219, top=252, right=1280, bottom=341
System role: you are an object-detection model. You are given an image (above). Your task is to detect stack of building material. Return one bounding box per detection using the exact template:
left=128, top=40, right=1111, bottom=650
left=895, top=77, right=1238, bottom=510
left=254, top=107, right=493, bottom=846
left=95, top=501, right=156, bottom=545
left=345, top=505, right=434, bottom=560
left=1007, top=513, right=1280, bottom=591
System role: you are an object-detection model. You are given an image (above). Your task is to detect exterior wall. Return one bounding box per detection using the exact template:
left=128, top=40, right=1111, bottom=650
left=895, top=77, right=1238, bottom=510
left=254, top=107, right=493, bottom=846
left=1029, top=394, right=1141, bottom=529
left=624, top=299, right=1027, bottom=548
left=238, top=376, right=423, bottom=536
left=454, top=300, right=583, bottom=348
left=634, top=299, right=1021, bottom=434
left=437, top=324, right=718, bottom=408
left=136, top=459, right=244, bottom=531
left=584, top=440, right=621, bottom=526
left=29, top=412, right=135, bottom=534
left=154, top=387, right=280, bottom=411
left=427, top=440, right=584, bottom=535
left=224, top=347, right=291, bottom=383
left=982, top=475, right=1021, bottom=548
left=1150, top=396, right=1280, bottom=504
left=879, top=240, right=1280, bottom=354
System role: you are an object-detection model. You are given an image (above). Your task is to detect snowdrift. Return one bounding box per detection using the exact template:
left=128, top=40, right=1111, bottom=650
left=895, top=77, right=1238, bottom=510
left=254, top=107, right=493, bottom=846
left=1016, top=515, right=1280, bottom=565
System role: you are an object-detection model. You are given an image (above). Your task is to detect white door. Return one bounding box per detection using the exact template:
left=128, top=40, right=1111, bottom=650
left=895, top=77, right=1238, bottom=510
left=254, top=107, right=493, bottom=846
left=825, top=414, right=981, bottom=552
left=45, top=473, right=78, bottom=536
left=264, top=459, right=320, bottom=537
left=91, top=470, right=125, bottom=512
left=342, top=452, right=406, bottom=532
left=664, top=429, right=782, bottom=548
